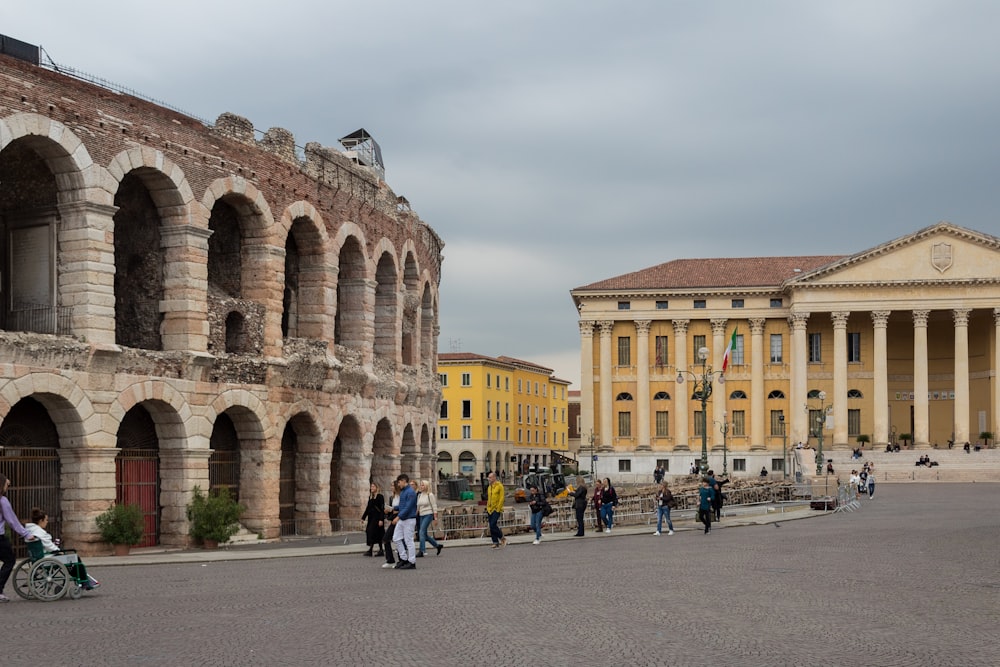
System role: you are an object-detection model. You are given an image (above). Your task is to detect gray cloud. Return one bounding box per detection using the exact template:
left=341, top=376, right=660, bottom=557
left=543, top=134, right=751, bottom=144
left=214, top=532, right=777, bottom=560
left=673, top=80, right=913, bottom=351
left=7, top=1, right=1000, bottom=387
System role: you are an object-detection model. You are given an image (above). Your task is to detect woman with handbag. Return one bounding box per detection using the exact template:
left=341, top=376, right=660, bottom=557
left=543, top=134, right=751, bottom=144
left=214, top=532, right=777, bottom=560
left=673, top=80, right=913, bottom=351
left=654, top=481, right=675, bottom=536
left=591, top=479, right=604, bottom=532
left=416, top=479, right=443, bottom=556
left=571, top=476, right=588, bottom=537
left=528, top=484, right=547, bottom=544
left=600, top=478, right=618, bottom=533
left=361, top=482, right=385, bottom=557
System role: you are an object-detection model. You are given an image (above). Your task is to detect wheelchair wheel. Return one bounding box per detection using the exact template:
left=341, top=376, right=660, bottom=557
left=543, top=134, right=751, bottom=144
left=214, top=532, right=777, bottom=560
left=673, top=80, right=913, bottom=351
left=12, top=558, right=35, bottom=600
left=68, top=584, right=84, bottom=600
left=28, top=559, right=71, bottom=602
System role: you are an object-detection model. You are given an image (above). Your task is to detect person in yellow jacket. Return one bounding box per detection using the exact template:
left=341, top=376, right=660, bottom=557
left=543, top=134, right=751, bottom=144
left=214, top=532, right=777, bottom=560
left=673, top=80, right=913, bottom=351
left=486, top=471, right=507, bottom=548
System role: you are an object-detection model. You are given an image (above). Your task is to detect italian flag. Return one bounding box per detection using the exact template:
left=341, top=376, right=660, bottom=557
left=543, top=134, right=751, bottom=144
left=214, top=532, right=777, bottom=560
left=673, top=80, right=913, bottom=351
left=721, top=328, right=738, bottom=372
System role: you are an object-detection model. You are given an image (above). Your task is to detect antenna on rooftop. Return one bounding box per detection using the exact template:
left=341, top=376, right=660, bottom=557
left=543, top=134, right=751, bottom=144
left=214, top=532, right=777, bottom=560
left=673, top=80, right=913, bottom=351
left=449, top=338, right=462, bottom=352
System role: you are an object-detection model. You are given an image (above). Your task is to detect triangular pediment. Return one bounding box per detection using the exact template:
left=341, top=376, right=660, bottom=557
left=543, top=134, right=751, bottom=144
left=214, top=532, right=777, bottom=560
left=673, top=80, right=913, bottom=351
left=786, top=222, right=1000, bottom=287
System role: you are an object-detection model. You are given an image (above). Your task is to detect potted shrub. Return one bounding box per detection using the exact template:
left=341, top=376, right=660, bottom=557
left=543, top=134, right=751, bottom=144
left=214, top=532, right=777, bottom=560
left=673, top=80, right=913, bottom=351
left=95, top=502, right=145, bottom=556
left=980, top=431, right=994, bottom=449
left=855, top=434, right=870, bottom=449
left=899, top=433, right=913, bottom=449
left=186, top=486, right=245, bottom=548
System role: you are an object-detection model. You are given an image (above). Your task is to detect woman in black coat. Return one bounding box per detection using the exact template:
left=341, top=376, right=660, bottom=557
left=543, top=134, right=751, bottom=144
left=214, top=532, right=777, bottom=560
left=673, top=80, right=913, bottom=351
left=361, top=481, right=385, bottom=557
left=571, top=476, right=588, bottom=537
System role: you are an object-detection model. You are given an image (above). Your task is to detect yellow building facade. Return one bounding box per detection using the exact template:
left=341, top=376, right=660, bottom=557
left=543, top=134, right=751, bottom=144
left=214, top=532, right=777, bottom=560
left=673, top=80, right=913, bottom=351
left=437, top=353, right=570, bottom=477
left=570, top=223, right=1000, bottom=478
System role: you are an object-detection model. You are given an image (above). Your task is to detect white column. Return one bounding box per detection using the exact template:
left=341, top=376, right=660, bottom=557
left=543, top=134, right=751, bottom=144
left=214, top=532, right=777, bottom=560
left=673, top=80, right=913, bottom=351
left=913, top=310, right=930, bottom=448
left=635, top=320, right=651, bottom=451
left=832, top=311, right=850, bottom=449
left=953, top=308, right=971, bottom=445
left=579, top=320, right=596, bottom=450
left=871, top=311, right=890, bottom=446
left=711, top=319, right=728, bottom=450
left=789, top=312, right=810, bottom=445
left=994, top=309, right=1000, bottom=442
left=673, top=319, right=690, bottom=451
left=749, top=318, right=766, bottom=450
left=598, top=321, right=614, bottom=452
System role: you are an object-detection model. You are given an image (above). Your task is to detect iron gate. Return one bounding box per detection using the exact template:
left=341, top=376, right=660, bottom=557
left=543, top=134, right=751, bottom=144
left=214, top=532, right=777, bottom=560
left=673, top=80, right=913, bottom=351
left=0, top=446, right=61, bottom=558
left=115, top=448, right=160, bottom=548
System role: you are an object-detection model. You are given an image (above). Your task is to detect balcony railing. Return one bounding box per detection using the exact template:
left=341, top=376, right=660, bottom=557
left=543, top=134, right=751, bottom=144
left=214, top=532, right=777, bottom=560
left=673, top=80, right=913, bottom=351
left=5, top=303, right=72, bottom=335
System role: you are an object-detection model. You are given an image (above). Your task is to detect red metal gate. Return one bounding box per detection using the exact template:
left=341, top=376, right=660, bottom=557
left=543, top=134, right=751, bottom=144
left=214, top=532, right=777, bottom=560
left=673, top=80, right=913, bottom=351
left=115, top=448, right=160, bottom=548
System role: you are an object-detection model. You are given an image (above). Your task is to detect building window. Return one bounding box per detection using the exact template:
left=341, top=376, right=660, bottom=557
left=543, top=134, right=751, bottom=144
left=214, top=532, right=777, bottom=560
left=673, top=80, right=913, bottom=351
left=518, top=379, right=522, bottom=393
left=733, top=458, right=746, bottom=472
left=692, top=335, right=706, bottom=357
left=517, top=404, right=523, bottom=423
left=771, top=411, right=785, bottom=436
left=653, top=391, right=671, bottom=400
left=505, top=403, right=510, bottom=421
left=439, top=426, right=448, bottom=439
left=439, top=373, right=448, bottom=386
left=534, top=382, right=539, bottom=395
left=616, top=392, right=634, bottom=401
left=654, top=335, right=669, bottom=366
left=694, top=411, right=704, bottom=436
left=535, top=406, right=539, bottom=424
left=617, top=337, right=631, bottom=366
left=770, top=334, right=783, bottom=363
left=619, top=459, right=632, bottom=472
left=518, top=428, right=522, bottom=442
left=656, top=459, right=670, bottom=472
left=848, top=332, right=861, bottom=363
left=848, top=409, right=861, bottom=436
left=527, top=429, right=531, bottom=443
left=729, top=390, right=747, bottom=399
left=462, top=400, right=471, bottom=419
left=487, top=425, right=492, bottom=440
left=461, top=372, right=471, bottom=386
left=486, top=402, right=491, bottom=420
left=731, top=299, right=744, bottom=308
left=505, top=377, right=510, bottom=391
left=732, top=410, right=746, bottom=436
left=732, top=334, right=745, bottom=365
left=768, top=390, right=786, bottom=399
left=808, top=410, right=824, bottom=438
left=848, top=389, right=863, bottom=399
left=771, top=458, right=785, bottom=472
left=770, top=298, right=783, bottom=308
left=486, top=373, right=491, bottom=388
left=440, top=401, right=448, bottom=419
left=655, top=411, right=669, bottom=437
left=462, top=425, right=471, bottom=439
left=618, top=411, right=632, bottom=437
left=618, top=301, right=631, bottom=310
left=656, top=301, right=669, bottom=310
left=808, top=333, right=822, bottom=362
left=694, top=299, right=706, bottom=309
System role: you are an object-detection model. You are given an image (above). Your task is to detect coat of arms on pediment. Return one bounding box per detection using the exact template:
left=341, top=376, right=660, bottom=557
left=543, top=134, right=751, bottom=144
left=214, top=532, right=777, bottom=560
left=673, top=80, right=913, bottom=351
left=931, top=242, right=953, bottom=273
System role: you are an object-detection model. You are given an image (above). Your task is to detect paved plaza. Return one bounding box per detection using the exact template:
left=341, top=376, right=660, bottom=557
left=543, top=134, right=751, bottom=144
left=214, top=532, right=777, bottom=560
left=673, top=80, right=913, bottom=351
left=4, top=483, right=999, bottom=666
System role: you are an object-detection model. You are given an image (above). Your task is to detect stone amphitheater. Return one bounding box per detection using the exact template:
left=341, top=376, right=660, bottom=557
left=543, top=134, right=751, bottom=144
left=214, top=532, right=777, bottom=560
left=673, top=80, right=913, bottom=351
left=0, top=40, right=443, bottom=553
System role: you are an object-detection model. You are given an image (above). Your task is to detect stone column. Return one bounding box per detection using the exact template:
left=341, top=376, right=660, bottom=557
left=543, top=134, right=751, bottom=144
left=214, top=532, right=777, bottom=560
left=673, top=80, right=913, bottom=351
left=243, top=243, right=287, bottom=360
left=159, top=447, right=212, bottom=547
left=995, top=309, right=1000, bottom=445
left=871, top=311, right=891, bottom=446
left=240, top=436, right=281, bottom=539
left=711, top=319, right=728, bottom=450
left=58, top=447, right=119, bottom=554
left=296, top=450, right=334, bottom=536
left=635, top=320, right=651, bottom=451
left=831, top=311, right=850, bottom=449
left=749, top=318, right=766, bottom=450
left=672, top=320, right=690, bottom=451
left=160, top=224, right=212, bottom=352
left=913, top=310, right=930, bottom=448
left=789, top=312, right=810, bottom=445
left=598, top=321, right=614, bottom=452
left=58, top=201, right=118, bottom=345
left=579, top=321, right=596, bottom=451
left=953, top=308, right=972, bottom=446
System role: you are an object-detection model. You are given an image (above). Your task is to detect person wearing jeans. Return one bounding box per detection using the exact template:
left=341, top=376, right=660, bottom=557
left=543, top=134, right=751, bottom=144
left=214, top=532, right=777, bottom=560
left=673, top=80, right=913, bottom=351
left=391, top=473, right=418, bottom=569
left=654, top=481, right=675, bottom=536
left=600, top=478, right=618, bottom=533
left=416, top=479, right=443, bottom=557
left=528, top=485, right=545, bottom=544
left=486, top=471, right=506, bottom=548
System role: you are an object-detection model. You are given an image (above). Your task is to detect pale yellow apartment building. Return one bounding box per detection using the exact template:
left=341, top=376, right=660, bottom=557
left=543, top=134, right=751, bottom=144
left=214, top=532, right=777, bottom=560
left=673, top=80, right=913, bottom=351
left=437, top=353, right=570, bottom=478
left=570, top=223, right=1000, bottom=479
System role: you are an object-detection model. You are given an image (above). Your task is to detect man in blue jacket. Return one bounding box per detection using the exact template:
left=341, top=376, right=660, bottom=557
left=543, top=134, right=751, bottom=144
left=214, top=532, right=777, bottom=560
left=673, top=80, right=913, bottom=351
left=391, top=473, right=418, bottom=569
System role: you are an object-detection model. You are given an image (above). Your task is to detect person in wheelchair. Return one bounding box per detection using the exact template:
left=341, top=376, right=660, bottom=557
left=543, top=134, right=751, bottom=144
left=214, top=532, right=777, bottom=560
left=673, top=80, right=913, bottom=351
left=24, top=508, right=99, bottom=590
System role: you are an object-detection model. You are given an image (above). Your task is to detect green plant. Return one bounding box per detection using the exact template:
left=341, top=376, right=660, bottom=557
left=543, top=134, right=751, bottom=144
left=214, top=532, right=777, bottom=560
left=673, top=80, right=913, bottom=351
left=855, top=434, right=870, bottom=447
left=186, top=486, right=245, bottom=544
left=95, top=502, right=145, bottom=546
left=899, top=433, right=913, bottom=447
left=980, top=431, right=994, bottom=448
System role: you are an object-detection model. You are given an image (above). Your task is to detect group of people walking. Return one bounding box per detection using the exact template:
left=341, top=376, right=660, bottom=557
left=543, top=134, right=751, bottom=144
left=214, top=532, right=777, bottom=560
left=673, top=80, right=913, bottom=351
left=361, top=474, right=444, bottom=571
left=849, top=463, right=876, bottom=499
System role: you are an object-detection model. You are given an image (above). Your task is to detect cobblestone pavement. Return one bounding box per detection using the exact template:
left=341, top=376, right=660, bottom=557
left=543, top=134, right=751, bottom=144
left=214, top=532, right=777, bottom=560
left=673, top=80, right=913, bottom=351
left=4, top=484, right=998, bottom=667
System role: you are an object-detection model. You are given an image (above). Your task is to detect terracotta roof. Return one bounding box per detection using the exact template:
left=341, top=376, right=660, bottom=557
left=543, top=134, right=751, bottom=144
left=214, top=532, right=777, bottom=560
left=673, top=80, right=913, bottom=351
left=574, top=255, right=846, bottom=291
left=437, top=352, right=498, bottom=363
left=495, top=355, right=553, bottom=373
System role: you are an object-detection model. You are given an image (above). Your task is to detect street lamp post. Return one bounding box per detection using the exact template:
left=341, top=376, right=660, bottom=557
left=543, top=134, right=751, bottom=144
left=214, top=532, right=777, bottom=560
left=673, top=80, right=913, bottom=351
left=587, top=430, right=596, bottom=477
left=716, top=411, right=731, bottom=477
left=805, top=390, right=833, bottom=476
left=779, top=414, right=787, bottom=480
left=677, top=346, right=725, bottom=476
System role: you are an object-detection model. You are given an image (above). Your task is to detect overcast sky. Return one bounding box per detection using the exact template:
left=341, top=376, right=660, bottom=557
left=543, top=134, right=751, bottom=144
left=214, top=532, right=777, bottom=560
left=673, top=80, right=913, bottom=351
left=6, top=1, right=1000, bottom=388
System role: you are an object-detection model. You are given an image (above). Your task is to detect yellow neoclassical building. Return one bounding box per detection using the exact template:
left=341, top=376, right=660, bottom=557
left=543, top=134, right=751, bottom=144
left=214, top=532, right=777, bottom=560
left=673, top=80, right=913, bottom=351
left=437, top=353, right=570, bottom=478
left=570, top=222, right=1000, bottom=478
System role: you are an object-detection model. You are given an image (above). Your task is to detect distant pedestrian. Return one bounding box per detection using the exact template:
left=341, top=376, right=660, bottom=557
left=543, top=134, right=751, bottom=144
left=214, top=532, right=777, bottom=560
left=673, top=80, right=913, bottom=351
left=416, top=479, right=442, bottom=557
left=361, top=481, right=385, bottom=557
left=571, top=476, right=588, bottom=537
left=867, top=470, right=876, bottom=499
left=654, top=481, right=675, bottom=536
left=600, top=478, right=618, bottom=533
left=698, top=478, right=714, bottom=534
left=592, top=479, right=605, bottom=531
left=653, top=465, right=664, bottom=485
left=486, top=472, right=506, bottom=549
left=760, top=467, right=769, bottom=478
left=392, top=473, right=418, bottom=569
left=528, top=485, right=546, bottom=544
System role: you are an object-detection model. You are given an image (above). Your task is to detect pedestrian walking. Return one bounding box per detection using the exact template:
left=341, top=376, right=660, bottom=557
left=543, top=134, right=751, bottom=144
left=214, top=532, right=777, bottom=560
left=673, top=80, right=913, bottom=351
left=416, top=479, right=443, bottom=557
left=391, top=473, right=418, bottom=569
left=361, top=482, right=385, bottom=557
left=698, top=478, right=714, bottom=534
left=592, top=479, right=605, bottom=531
left=654, top=481, right=675, bottom=536
left=653, top=465, right=664, bottom=485
left=528, top=485, right=546, bottom=544
left=600, top=478, right=618, bottom=533
left=381, top=480, right=402, bottom=568
left=867, top=469, right=876, bottom=499
left=486, top=471, right=507, bottom=548
left=571, top=476, right=588, bottom=536
left=1, top=473, right=35, bottom=602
